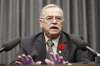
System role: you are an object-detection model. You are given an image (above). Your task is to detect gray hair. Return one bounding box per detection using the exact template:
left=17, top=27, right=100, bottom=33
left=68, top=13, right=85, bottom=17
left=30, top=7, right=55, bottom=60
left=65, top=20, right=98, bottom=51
left=40, top=4, right=63, bottom=18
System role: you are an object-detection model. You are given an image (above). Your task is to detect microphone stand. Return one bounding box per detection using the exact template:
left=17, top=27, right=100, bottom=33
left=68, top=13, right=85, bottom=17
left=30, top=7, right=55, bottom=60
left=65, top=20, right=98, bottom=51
left=86, top=46, right=100, bottom=57
left=0, top=47, right=4, bottom=53
left=86, top=46, right=100, bottom=63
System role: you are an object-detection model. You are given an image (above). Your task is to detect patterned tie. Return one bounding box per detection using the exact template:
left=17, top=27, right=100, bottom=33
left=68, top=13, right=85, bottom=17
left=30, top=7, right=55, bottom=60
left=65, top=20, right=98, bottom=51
left=46, top=40, right=66, bottom=64
left=46, top=40, right=54, bottom=59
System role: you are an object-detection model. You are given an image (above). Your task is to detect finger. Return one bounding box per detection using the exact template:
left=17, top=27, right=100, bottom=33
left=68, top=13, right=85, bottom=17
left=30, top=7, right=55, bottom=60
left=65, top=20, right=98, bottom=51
left=67, top=63, right=72, bottom=65
left=16, top=54, right=27, bottom=62
left=35, top=61, right=42, bottom=64
left=45, top=59, right=54, bottom=64
left=27, top=55, right=33, bottom=60
left=59, top=56, right=64, bottom=63
left=56, top=54, right=60, bottom=61
left=22, top=54, right=29, bottom=61
left=49, top=52, right=56, bottom=61
left=22, top=54, right=34, bottom=64
left=15, top=61, right=23, bottom=65
left=63, top=61, right=68, bottom=64
left=16, top=55, right=23, bottom=62
left=18, top=54, right=30, bottom=63
left=62, top=61, right=72, bottom=65
left=27, top=55, right=34, bottom=64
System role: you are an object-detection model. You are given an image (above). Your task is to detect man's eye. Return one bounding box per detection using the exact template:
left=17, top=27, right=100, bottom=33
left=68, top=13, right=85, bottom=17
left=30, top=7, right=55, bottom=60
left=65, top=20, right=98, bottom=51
left=56, top=17, right=62, bottom=20
left=47, top=17, right=52, bottom=20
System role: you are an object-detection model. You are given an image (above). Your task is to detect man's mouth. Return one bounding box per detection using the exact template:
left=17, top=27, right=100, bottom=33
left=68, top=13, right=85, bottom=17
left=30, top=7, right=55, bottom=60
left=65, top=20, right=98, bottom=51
left=50, top=26, right=58, bottom=29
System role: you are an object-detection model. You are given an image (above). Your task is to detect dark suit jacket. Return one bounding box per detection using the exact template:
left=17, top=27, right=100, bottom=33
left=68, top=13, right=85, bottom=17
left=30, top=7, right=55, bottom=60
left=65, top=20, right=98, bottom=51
left=20, top=31, right=93, bottom=64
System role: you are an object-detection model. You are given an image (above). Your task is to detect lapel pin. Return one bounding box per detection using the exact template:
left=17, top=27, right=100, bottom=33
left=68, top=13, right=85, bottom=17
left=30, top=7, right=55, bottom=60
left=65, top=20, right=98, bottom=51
left=58, top=50, right=62, bottom=53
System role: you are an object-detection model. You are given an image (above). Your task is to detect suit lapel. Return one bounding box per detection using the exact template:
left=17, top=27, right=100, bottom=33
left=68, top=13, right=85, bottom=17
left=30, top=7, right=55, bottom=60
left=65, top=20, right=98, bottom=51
left=37, top=33, right=47, bottom=60
left=57, top=32, right=71, bottom=61
left=31, top=32, right=47, bottom=61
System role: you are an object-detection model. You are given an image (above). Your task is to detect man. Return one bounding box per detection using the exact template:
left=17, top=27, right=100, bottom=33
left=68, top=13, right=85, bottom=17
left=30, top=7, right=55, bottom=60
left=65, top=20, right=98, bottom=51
left=15, top=4, right=93, bottom=65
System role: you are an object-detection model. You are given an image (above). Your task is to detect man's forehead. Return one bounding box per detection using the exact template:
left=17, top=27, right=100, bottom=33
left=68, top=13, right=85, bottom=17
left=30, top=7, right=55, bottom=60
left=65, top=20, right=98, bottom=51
left=42, top=7, right=64, bottom=17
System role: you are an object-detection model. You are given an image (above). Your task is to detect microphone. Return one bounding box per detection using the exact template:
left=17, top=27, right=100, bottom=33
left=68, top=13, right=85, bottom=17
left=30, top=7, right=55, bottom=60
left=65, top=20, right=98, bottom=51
left=69, top=34, right=88, bottom=47
left=31, top=49, right=39, bottom=61
left=69, top=34, right=100, bottom=57
left=0, top=38, right=21, bottom=52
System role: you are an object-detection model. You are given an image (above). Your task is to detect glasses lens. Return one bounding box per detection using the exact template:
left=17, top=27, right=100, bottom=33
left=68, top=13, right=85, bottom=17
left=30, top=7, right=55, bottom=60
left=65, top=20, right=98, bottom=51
left=45, top=16, right=63, bottom=22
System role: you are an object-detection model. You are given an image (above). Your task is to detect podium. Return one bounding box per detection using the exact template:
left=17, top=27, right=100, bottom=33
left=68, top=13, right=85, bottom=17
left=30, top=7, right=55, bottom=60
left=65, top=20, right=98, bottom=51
left=1, top=64, right=100, bottom=66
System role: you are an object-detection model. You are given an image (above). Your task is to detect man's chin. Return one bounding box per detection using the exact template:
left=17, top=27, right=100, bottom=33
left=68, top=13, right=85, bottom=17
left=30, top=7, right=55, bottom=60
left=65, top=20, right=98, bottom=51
left=49, top=32, right=60, bottom=35
left=47, top=32, right=60, bottom=39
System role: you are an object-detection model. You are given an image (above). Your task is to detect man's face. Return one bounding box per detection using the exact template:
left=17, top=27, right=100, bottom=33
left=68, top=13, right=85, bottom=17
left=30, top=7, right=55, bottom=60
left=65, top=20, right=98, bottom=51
left=40, top=7, right=64, bottom=36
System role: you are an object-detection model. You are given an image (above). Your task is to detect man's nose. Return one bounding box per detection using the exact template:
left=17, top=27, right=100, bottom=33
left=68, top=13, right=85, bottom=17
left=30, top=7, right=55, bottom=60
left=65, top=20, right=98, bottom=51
left=52, top=18, right=57, bottom=23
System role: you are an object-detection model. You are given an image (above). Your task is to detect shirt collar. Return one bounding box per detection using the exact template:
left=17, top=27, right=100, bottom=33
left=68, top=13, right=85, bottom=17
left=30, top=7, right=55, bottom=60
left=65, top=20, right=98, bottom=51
left=44, top=33, right=60, bottom=46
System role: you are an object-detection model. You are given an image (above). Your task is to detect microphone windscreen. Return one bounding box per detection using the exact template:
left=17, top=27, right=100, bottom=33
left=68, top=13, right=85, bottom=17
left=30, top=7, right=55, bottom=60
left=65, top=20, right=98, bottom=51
left=2, top=37, right=20, bottom=51
left=69, top=34, right=88, bottom=47
left=29, top=49, right=39, bottom=61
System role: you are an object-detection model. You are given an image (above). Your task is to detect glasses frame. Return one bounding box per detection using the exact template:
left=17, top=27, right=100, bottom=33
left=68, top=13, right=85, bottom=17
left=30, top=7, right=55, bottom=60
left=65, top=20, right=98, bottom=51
left=41, top=16, right=64, bottom=23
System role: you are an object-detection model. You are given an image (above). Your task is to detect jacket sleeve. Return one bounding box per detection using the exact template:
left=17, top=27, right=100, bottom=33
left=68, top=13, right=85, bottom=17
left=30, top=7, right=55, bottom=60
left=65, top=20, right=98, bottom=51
left=69, top=34, right=95, bottom=64
left=75, top=47, right=95, bottom=64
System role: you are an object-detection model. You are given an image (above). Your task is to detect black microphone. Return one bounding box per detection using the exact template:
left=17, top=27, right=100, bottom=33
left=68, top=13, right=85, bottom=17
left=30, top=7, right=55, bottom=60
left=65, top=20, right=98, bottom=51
left=69, top=34, right=88, bottom=47
left=0, top=38, right=21, bottom=52
left=69, top=34, right=100, bottom=57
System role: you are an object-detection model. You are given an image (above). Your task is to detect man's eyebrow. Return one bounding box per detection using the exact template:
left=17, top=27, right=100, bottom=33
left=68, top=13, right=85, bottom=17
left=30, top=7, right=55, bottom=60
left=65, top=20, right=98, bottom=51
left=46, top=16, right=63, bottom=17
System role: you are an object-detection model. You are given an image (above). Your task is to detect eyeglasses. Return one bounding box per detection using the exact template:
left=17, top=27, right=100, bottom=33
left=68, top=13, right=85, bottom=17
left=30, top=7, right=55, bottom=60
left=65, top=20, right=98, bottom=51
left=42, top=16, right=64, bottom=22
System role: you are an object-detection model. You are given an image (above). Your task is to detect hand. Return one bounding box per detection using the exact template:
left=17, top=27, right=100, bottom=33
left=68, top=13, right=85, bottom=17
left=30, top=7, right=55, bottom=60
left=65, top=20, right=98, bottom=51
left=15, top=54, right=41, bottom=65
left=45, top=52, right=69, bottom=64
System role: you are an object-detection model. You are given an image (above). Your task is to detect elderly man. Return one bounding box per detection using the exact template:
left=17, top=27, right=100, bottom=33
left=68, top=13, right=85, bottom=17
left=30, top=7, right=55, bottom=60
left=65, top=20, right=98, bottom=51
left=15, top=4, right=93, bottom=65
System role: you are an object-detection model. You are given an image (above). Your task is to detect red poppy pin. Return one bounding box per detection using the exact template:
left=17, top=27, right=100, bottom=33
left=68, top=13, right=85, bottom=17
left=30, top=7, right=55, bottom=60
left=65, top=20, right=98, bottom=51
left=58, top=43, right=65, bottom=51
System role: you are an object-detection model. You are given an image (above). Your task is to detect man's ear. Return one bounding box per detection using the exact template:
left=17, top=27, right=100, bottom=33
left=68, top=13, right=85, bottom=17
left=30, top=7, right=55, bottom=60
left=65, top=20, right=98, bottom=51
left=39, top=18, right=43, bottom=28
left=39, top=18, right=43, bottom=22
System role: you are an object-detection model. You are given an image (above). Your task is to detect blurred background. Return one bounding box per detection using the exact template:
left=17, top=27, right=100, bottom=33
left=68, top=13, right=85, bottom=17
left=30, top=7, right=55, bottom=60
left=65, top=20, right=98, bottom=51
left=0, top=0, right=100, bottom=64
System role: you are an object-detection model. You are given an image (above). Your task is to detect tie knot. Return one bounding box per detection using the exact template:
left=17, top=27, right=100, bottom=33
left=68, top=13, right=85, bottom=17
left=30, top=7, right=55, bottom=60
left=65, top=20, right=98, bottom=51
left=47, top=40, right=54, bottom=47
